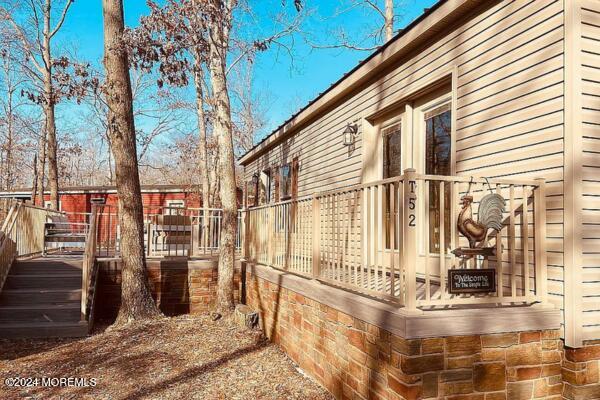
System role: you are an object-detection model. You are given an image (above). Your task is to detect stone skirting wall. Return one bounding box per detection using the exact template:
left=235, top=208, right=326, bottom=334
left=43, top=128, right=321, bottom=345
left=96, top=258, right=241, bottom=321
left=246, top=269, right=564, bottom=400
left=562, top=343, right=600, bottom=399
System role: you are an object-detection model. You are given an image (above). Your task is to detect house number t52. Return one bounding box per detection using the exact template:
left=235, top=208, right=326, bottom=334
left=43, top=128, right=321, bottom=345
left=407, top=180, right=416, bottom=227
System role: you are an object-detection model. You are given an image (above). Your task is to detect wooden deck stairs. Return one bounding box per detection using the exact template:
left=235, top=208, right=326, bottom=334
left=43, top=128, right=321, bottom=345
left=0, top=254, right=88, bottom=338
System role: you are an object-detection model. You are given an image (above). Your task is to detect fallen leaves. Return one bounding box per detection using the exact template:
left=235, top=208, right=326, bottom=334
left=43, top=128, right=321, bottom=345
left=0, top=314, right=332, bottom=400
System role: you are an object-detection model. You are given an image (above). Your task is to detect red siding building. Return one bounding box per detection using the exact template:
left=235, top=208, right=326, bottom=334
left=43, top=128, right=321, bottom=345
left=0, top=185, right=203, bottom=214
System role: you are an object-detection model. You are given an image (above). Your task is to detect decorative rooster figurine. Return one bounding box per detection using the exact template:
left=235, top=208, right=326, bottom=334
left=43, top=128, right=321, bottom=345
left=457, top=193, right=505, bottom=248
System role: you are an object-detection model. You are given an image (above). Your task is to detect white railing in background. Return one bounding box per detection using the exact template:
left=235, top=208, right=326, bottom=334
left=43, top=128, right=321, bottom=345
left=244, top=169, right=547, bottom=311
left=93, top=205, right=242, bottom=258
left=44, top=211, right=91, bottom=252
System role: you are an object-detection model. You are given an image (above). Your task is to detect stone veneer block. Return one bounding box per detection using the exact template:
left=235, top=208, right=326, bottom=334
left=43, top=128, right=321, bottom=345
left=506, top=381, right=533, bottom=400
left=481, top=333, right=519, bottom=348
left=506, top=343, right=542, bottom=366
left=473, top=362, right=506, bottom=391
left=445, top=336, right=482, bottom=357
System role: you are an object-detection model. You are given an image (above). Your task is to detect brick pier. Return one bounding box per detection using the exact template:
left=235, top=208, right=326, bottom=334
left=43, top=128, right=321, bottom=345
left=95, top=258, right=241, bottom=321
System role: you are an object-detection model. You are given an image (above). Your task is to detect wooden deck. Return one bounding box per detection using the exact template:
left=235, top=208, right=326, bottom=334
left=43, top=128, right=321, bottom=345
left=319, top=264, right=441, bottom=301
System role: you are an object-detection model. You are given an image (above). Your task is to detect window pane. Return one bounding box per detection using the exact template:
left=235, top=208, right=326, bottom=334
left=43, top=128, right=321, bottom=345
left=383, top=124, right=401, bottom=179
left=280, top=164, right=291, bottom=199
left=425, top=108, right=451, bottom=253
left=382, top=123, right=401, bottom=249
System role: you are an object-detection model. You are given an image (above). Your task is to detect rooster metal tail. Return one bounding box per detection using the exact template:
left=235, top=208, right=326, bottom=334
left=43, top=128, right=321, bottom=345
left=477, top=193, right=505, bottom=233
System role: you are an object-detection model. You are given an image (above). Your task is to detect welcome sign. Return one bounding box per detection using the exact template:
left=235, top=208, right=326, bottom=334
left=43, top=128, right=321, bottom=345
left=448, top=269, right=496, bottom=294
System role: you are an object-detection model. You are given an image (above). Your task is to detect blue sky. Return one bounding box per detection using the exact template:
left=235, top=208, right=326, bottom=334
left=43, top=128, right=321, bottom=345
left=57, top=0, right=438, bottom=139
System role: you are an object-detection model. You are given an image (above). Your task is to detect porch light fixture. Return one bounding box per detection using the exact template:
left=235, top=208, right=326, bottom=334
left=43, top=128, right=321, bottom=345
left=342, top=123, right=358, bottom=147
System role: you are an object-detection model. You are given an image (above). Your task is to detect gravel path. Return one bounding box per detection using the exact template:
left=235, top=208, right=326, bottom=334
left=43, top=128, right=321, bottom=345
left=0, top=314, right=333, bottom=400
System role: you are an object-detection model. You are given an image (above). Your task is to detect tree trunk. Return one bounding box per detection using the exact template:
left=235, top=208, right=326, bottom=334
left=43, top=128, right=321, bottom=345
left=102, top=0, right=161, bottom=325
left=44, top=98, right=59, bottom=209
left=384, top=0, right=394, bottom=42
left=192, top=56, right=211, bottom=250
left=2, top=57, right=15, bottom=192
left=207, top=8, right=237, bottom=312
left=5, top=127, right=12, bottom=191
left=35, top=129, right=46, bottom=206
left=31, top=154, right=38, bottom=204
left=42, top=0, right=59, bottom=210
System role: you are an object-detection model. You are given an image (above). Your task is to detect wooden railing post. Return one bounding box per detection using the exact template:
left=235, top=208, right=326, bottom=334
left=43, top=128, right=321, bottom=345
left=403, top=169, right=420, bottom=313
left=534, top=178, right=548, bottom=305
left=312, top=195, right=321, bottom=278
left=81, top=205, right=99, bottom=320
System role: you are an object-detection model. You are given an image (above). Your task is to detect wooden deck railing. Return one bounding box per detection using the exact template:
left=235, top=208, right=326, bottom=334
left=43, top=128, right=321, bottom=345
left=244, top=169, right=548, bottom=311
left=0, top=202, right=66, bottom=294
left=2, top=202, right=65, bottom=257
left=0, top=203, right=19, bottom=293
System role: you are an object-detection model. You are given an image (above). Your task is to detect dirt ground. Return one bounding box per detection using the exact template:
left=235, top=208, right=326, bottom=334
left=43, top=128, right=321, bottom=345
left=0, top=314, right=333, bottom=400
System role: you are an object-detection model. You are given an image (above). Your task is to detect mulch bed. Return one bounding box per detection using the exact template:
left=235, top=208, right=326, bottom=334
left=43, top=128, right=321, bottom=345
left=0, top=314, right=333, bottom=400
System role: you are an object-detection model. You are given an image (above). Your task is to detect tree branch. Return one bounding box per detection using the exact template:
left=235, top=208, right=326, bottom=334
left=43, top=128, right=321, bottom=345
left=49, top=0, right=73, bottom=39
left=362, top=0, right=385, bottom=19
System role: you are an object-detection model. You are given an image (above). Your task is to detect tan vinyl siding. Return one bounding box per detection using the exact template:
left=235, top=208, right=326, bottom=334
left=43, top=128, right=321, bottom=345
left=244, top=1, right=567, bottom=332
left=581, top=0, right=600, bottom=341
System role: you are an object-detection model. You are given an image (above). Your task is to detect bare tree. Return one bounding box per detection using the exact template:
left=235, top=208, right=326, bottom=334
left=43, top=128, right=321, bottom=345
left=202, top=0, right=304, bottom=311
left=305, top=0, right=402, bottom=51
left=0, top=33, right=44, bottom=196
left=126, top=0, right=213, bottom=227
left=0, top=0, right=75, bottom=208
left=203, top=0, right=238, bottom=311
left=124, top=0, right=303, bottom=311
left=102, top=0, right=161, bottom=324
left=0, top=0, right=95, bottom=208
left=230, top=60, right=270, bottom=156
left=0, top=47, right=19, bottom=191
left=82, top=67, right=187, bottom=185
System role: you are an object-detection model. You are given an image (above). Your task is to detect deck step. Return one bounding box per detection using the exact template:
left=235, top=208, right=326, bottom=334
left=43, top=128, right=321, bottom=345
left=11, top=260, right=83, bottom=271
left=9, top=266, right=81, bottom=276
left=0, top=321, right=88, bottom=339
left=0, top=304, right=81, bottom=323
left=4, top=274, right=81, bottom=290
left=0, top=255, right=89, bottom=338
left=0, top=289, right=82, bottom=306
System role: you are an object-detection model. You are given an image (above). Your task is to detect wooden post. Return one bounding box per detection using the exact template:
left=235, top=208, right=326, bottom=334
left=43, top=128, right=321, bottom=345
left=312, top=195, right=321, bottom=278
left=81, top=205, right=98, bottom=320
left=403, top=169, right=420, bottom=313
left=268, top=207, right=274, bottom=266
left=241, top=209, right=249, bottom=261
left=191, top=212, right=198, bottom=257
left=534, top=178, right=548, bottom=305
left=146, top=221, right=152, bottom=257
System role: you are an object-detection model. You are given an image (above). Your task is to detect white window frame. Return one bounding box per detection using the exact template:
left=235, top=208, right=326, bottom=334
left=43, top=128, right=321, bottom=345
left=44, top=200, right=61, bottom=211
left=165, top=199, right=185, bottom=215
